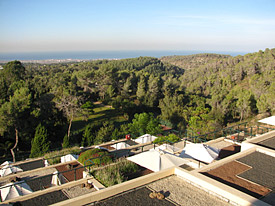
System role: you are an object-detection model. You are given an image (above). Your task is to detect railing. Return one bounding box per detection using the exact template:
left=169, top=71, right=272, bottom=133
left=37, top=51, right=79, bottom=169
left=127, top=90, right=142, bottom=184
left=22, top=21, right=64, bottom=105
left=185, top=122, right=275, bottom=143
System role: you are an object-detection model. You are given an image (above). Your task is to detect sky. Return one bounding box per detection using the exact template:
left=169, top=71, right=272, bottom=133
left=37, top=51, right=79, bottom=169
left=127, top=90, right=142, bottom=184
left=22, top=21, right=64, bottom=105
left=0, top=0, right=275, bottom=53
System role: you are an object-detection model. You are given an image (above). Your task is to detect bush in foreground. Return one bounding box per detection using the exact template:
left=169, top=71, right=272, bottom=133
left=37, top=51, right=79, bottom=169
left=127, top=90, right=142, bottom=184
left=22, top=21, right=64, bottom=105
left=44, top=146, right=81, bottom=165
left=78, top=148, right=113, bottom=166
left=93, top=159, right=138, bottom=187
left=153, top=133, right=181, bottom=144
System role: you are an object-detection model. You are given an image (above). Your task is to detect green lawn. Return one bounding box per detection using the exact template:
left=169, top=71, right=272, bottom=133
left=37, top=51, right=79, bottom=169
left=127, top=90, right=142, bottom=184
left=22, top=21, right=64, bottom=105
left=71, top=104, right=127, bottom=133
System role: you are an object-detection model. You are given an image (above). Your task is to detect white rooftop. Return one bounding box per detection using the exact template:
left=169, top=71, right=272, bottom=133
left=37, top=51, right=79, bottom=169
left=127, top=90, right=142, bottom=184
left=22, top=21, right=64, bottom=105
left=258, top=116, right=275, bottom=126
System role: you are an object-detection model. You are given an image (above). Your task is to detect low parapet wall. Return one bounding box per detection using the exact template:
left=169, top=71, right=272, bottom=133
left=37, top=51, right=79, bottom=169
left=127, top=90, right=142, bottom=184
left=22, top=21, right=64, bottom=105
left=51, top=168, right=174, bottom=206
left=174, top=167, right=270, bottom=206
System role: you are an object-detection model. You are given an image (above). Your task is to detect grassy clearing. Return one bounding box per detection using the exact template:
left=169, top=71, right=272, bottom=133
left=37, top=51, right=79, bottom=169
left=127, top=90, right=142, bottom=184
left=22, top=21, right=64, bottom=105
left=72, top=104, right=127, bottom=133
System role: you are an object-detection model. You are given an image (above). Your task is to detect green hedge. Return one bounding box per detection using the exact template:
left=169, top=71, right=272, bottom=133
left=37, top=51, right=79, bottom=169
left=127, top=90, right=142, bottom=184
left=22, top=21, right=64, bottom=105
left=153, top=133, right=181, bottom=144
left=44, top=146, right=81, bottom=165
left=93, top=159, right=138, bottom=187
left=78, top=148, right=113, bottom=166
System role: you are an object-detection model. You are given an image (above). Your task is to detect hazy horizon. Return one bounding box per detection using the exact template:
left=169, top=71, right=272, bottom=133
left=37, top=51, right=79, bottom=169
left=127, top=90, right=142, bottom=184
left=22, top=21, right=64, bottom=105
left=1, top=0, right=275, bottom=53
left=0, top=50, right=249, bottom=62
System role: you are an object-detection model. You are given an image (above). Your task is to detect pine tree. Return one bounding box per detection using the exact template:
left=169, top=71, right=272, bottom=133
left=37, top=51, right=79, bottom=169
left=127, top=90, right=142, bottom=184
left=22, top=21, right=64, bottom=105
left=81, top=124, right=94, bottom=146
left=62, top=134, right=70, bottom=148
left=30, top=124, right=50, bottom=158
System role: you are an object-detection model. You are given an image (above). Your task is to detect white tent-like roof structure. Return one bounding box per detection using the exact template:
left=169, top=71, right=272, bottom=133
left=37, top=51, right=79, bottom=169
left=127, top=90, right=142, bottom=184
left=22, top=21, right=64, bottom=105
left=0, top=164, right=23, bottom=177
left=110, top=142, right=130, bottom=150
left=127, top=150, right=188, bottom=172
left=1, top=161, right=13, bottom=166
left=134, top=134, right=157, bottom=144
left=95, top=146, right=109, bottom=151
left=152, top=144, right=181, bottom=154
left=179, top=143, right=220, bottom=164
left=258, top=116, right=275, bottom=126
left=0, top=181, right=33, bottom=201
left=61, top=154, right=79, bottom=163
left=51, top=171, right=61, bottom=186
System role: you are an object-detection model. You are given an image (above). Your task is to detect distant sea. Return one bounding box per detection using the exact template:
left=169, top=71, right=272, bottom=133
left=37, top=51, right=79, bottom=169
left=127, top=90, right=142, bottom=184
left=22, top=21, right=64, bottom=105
left=0, top=50, right=246, bottom=61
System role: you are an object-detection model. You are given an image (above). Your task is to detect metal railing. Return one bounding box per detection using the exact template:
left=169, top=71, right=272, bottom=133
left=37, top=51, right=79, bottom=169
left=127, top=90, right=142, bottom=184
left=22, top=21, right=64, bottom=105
left=184, top=122, right=275, bottom=143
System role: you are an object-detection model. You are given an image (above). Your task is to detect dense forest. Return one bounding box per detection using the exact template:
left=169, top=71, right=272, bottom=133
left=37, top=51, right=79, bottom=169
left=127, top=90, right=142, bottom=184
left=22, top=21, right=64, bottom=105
left=0, top=48, right=274, bottom=160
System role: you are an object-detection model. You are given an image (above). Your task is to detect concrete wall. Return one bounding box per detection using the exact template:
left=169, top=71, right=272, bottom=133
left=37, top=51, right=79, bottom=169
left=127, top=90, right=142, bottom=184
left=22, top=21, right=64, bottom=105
left=51, top=168, right=174, bottom=206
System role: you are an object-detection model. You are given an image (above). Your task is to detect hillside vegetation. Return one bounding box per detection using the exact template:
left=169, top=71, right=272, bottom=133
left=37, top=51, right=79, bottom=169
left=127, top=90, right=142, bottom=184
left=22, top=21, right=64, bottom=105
left=0, top=49, right=274, bottom=160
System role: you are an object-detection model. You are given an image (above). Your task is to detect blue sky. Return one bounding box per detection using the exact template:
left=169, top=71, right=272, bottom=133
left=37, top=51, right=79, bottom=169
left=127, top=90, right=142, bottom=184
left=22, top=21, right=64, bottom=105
left=0, top=0, right=275, bottom=53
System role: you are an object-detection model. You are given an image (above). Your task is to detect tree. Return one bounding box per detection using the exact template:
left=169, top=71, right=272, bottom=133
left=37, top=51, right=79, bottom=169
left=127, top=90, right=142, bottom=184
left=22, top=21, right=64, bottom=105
left=0, top=87, right=31, bottom=162
left=54, top=87, right=82, bottom=139
left=129, top=112, right=162, bottom=137
left=146, top=75, right=161, bottom=107
left=81, top=124, right=95, bottom=146
left=136, top=75, right=147, bottom=102
left=81, top=101, right=94, bottom=121
left=94, top=122, right=114, bottom=145
left=0, top=61, right=26, bottom=102
left=62, top=134, right=70, bottom=148
left=30, top=124, right=50, bottom=158
left=235, top=89, right=255, bottom=121
left=122, top=77, right=132, bottom=97
left=2, top=60, right=26, bottom=86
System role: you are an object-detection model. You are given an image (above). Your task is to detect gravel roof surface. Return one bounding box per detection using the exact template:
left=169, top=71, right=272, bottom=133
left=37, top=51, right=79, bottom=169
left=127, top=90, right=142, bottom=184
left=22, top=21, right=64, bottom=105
left=93, top=187, right=176, bottom=206
left=202, top=161, right=270, bottom=198
left=62, top=184, right=96, bottom=198
left=24, top=173, right=53, bottom=191
left=125, top=139, right=139, bottom=146
left=55, top=161, right=84, bottom=182
left=237, top=152, right=275, bottom=175
left=21, top=167, right=57, bottom=191
left=18, top=159, right=45, bottom=171
left=18, top=190, right=68, bottom=206
left=208, top=141, right=233, bottom=150
left=257, top=136, right=275, bottom=150
left=148, top=175, right=231, bottom=206
left=238, top=169, right=275, bottom=189
left=236, top=151, right=275, bottom=205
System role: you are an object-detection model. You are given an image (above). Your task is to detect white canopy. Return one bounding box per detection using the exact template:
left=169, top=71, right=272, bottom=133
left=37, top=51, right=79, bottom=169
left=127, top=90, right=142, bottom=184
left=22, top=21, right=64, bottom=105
left=134, top=134, right=157, bottom=144
left=127, top=150, right=188, bottom=172
left=152, top=144, right=181, bottom=154
left=95, top=146, right=109, bottom=151
left=110, top=142, right=130, bottom=150
left=1, top=161, right=13, bottom=166
left=179, top=143, right=220, bottom=164
left=60, top=154, right=79, bottom=163
left=0, top=164, right=23, bottom=177
left=51, top=171, right=61, bottom=186
left=0, top=181, right=32, bottom=201
left=258, top=116, right=275, bottom=126
left=44, top=159, right=50, bottom=167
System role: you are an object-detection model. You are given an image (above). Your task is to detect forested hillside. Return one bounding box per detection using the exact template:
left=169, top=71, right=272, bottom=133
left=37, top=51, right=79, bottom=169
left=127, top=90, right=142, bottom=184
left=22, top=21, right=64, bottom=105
left=0, top=49, right=274, bottom=159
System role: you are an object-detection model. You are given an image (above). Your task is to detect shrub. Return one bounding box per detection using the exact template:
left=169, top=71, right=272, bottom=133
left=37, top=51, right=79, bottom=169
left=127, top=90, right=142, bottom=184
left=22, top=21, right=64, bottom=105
left=44, top=146, right=81, bottom=165
left=153, top=133, right=181, bottom=144
left=78, top=148, right=113, bottom=166
left=62, top=134, right=70, bottom=148
left=93, top=159, right=138, bottom=187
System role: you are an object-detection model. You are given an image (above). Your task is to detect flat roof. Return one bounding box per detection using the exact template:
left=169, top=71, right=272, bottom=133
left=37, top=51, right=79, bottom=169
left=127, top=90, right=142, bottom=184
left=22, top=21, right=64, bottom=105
left=93, top=176, right=231, bottom=206
left=258, top=116, right=275, bottom=126
left=257, top=136, right=275, bottom=150
left=18, top=159, right=45, bottom=171
left=18, top=190, right=68, bottom=206
left=202, top=151, right=275, bottom=205
left=237, top=151, right=275, bottom=189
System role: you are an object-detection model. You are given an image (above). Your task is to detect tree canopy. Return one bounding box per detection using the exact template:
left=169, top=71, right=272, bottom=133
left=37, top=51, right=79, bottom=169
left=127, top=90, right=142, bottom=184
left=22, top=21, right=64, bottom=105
left=0, top=48, right=275, bottom=159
